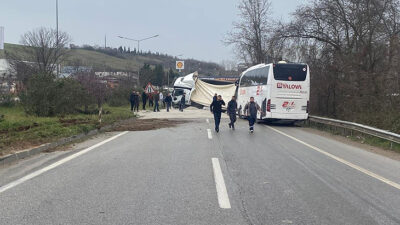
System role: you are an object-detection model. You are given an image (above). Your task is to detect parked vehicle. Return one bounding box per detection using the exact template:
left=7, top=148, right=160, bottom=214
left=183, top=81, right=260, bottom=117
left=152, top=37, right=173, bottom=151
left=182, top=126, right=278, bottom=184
left=236, top=61, right=310, bottom=123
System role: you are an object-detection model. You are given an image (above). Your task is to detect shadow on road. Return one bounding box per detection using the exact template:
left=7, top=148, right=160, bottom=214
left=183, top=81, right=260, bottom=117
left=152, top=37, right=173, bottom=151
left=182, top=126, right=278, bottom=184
left=257, top=120, right=302, bottom=128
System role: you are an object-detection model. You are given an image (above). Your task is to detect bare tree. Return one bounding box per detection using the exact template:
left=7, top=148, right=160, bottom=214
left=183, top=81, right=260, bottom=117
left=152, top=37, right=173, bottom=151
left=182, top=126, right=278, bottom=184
left=6, top=27, right=71, bottom=83
left=75, top=71, right=109, bottom=121
left=225, top=0, right=272, bottom=65
left=277, top=0, right=400, bottom=131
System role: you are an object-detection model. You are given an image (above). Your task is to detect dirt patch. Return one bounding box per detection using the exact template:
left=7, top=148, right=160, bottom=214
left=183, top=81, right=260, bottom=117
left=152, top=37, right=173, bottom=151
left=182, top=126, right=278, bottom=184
left=59, top=118, right=90, bottom=127
left=110, top=119, right=187, bottom=132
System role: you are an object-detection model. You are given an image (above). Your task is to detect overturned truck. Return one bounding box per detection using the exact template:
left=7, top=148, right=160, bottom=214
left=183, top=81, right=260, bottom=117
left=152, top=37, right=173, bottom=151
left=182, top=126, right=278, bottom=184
left=172, top=72, right=238, bottom=108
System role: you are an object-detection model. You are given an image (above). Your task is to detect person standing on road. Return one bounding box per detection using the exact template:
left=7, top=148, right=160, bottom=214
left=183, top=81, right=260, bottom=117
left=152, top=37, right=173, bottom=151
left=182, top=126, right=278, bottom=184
left=227, top=96, right=238, bottom=130
left=129, top=90, right=136, bottom=112
left=148, top=93, right=154, bottom=107
left=141, top=91, right=147, bottom=110
left=153, top=91, right=160, bottom=112
left=165, top=93, right=172, bottom=112
left=213, top=93, right=217, bottom=102
left=180, top=93, right=186, bottom=112
left=210, top=95, right=225, bottom=133
left=134, top=91, right=140, bottom=112
left=244, top=97, right=261, bottom=133
left=159, top=92, right=164, bottom=108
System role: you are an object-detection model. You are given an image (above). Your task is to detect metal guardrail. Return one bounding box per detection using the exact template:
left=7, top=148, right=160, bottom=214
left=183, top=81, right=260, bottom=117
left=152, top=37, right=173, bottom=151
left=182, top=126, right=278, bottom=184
left=307, top=116, right=400, bottom=147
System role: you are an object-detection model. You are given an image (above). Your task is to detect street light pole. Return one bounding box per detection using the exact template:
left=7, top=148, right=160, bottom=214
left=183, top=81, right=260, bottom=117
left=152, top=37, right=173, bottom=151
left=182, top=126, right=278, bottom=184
left=56, top=0, right=58, bottom=45
left=117, top=35, right=159, bottom=87
left=56, top=0, right=59, bottom=76
left=117, top=34, right=159, bottom=54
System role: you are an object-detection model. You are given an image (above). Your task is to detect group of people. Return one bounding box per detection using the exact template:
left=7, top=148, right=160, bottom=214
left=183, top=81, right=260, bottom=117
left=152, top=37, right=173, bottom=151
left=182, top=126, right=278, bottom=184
left=210, top=94, right=261, bottom=133
left=130, top=91, right=173, bottom=113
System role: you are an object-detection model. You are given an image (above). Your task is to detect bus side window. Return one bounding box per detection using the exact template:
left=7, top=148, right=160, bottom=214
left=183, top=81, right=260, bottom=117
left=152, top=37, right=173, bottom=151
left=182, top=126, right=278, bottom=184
left=240, top=66, right=269, bottom=87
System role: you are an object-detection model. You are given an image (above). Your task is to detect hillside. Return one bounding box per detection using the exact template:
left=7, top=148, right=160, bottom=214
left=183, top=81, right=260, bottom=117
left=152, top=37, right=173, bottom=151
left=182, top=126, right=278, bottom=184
left=0, top=43, right=223, bottom=75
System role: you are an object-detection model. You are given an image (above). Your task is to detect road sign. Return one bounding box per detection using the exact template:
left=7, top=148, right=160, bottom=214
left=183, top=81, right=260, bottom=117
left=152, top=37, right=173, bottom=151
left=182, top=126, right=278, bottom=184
left=176, top=61, right=184, bottom=70
left=0, top=27, right=4, bottom=50
left=145, top=82, right=156, bottom=94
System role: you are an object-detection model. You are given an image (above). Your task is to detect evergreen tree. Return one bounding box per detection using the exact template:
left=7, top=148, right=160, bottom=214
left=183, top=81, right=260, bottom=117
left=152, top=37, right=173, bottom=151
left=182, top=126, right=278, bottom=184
left=153, top=64, right=165, bottom=86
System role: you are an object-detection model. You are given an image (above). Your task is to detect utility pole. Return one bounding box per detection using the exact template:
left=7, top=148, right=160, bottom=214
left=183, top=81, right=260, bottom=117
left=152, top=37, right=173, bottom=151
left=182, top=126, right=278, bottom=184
left=56, top=0, right=59, bottom=76
left=104, top=34, right=107, bottom=49
left=56, top=0, right=59, bottom=45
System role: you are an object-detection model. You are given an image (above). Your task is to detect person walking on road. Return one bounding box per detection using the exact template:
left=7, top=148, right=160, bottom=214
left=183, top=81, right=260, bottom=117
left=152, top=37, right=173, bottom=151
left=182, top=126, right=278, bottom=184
left=244, top=97, right=261, bottom=133
left=165, top=93, right=173, bottom=112
left=141, top=91, right=147, bottom=110
left=180, top=93, right=186, bottom=112
left=129, top=90, right=136, bottom=112
left=153, top=91, right=160, bottom=112
left=227, top=96, right=238, bottom=130
left=134, top=91, right=140, bottom=112
left=159, top=92, right=164, bottom=108
left=210, top=95, right=225, bottom=133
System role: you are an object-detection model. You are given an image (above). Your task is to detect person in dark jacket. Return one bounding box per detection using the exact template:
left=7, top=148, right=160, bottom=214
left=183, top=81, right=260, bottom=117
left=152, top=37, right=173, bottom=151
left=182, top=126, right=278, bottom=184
left=227, top=96, right=238, bottom=130
left=180, top=93, right=186, bottom=112
left=129, top=90, right=136, bottom=112
left=141, top=92, right=147, bottom=110
left=153, top=91, right=160, bottom=112
left=210, top=95, right=225, bottom=132
left=244, top=97, right=261, bottom=133
left=134, top=91, right=140, bottom=112
left=213, top=93, right=217, bottom=102
left=164, top=93, right=173, bottom=112
left=148, top=93, right=154, bottom=107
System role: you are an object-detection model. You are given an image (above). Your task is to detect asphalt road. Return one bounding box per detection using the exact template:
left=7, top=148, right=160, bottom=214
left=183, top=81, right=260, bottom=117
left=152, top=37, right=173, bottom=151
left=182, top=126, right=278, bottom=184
left=0, top=118, right=400, bottom=225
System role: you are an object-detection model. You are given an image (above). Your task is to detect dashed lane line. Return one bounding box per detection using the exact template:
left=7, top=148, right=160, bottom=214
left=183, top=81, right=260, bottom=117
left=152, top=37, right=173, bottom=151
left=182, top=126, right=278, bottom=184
left=207, top=129, right=212, bottom=139
left=212, top=158, right=231, bottom=209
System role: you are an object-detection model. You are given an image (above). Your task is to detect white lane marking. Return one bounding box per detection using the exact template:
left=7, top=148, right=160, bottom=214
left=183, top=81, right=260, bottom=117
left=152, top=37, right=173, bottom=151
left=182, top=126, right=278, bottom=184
left=207, top=129, right=212, bottom=139
left=212, top=158, right=231, bottom=209
left=206, top=119, right=210, bottom=124
left=267, top=126, right=400, bottom=191
left=0, top=131, right=129, bottom=194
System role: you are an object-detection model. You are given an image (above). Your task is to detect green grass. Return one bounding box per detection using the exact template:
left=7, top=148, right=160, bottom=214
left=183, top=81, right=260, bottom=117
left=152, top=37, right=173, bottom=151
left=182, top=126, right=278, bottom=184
left=0, top=104, right=135, bottom=155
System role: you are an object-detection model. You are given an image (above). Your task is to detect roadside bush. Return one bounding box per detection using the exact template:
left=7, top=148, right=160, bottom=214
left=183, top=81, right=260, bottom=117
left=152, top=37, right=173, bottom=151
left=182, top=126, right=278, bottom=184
left=108, top=87, right=131, bottom=107
left=53, top=78, right=87, bottom=115
left=20, top=74, right=86, bottom=116
left=0, top=94, right=17, bottom=107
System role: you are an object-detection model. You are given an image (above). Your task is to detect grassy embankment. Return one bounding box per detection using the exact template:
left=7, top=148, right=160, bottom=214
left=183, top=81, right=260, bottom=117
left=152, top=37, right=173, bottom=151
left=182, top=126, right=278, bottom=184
left=0, top=43, right=165, bottom=71
left=0, top=105, right=136, bottom=156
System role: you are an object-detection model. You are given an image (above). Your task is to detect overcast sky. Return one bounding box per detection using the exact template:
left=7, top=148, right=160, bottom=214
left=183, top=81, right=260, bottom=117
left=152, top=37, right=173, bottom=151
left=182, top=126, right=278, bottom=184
left=0, top=0, right=303, bottom=63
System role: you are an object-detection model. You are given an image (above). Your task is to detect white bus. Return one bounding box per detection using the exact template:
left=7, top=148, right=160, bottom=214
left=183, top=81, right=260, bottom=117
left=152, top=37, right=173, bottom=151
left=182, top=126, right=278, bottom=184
left=237, top=62, right=310, bottom=123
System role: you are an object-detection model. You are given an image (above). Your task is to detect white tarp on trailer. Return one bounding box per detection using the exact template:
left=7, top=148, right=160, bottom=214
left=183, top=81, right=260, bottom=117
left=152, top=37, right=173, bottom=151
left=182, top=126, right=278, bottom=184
left=191, top=78, right=236, bottom=107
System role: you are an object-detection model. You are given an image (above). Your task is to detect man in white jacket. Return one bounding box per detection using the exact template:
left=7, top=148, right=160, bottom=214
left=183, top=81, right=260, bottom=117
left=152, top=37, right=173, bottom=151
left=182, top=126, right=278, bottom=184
left=159, top=92, right=164, bottom=108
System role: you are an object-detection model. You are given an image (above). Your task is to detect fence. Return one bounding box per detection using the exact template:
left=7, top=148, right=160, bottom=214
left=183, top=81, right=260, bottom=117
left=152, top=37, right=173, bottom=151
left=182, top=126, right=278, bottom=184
left=306, top=115, right=400, bottom=149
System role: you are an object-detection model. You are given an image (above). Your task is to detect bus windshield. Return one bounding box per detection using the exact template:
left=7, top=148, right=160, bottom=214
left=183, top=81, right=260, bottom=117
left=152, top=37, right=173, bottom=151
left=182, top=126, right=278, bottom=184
left=273, top=64, right=307, bottom=81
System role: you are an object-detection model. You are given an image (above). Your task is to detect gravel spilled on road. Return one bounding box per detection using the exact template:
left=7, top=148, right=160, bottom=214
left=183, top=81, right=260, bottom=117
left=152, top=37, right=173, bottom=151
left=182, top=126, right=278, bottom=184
left=110, top=119, right=188, bottom=132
